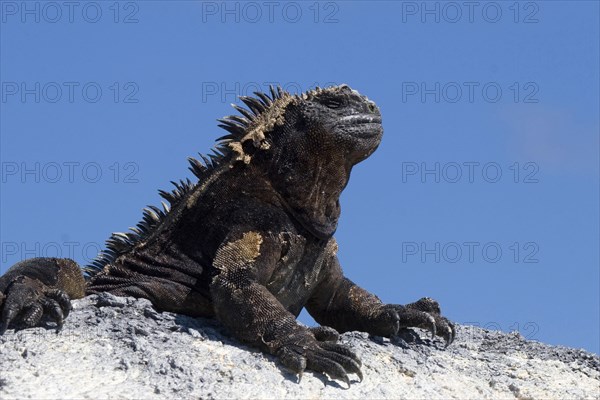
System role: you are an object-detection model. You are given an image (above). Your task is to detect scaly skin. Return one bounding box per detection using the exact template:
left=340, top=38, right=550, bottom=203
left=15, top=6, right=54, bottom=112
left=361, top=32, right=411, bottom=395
left=0, top=85, right=455, bottom=387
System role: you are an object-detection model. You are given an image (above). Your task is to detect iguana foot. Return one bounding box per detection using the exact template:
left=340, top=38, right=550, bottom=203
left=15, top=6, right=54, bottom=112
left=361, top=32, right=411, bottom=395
left=0, top=275, right=72, bottom=334
left=309, top=325, right=340, bottom=342
left=372, top=297, right=456, bottom=347
left=276, top=327, right=362, bottom=388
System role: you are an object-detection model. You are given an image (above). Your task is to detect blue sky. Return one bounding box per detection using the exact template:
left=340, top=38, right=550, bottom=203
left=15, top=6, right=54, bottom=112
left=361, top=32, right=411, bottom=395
left=1, top=1, right=598, bottom=354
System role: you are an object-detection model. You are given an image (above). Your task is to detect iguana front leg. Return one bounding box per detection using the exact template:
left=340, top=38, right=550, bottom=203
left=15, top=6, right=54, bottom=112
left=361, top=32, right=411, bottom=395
left=306, top=254, right=456, bottom=346
left=209, top=231, right=362, bottom=386
left=0, top=257, right=86, bottom=333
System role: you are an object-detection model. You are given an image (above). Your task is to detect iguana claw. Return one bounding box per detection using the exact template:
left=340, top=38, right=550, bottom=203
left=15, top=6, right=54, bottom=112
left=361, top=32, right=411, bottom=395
left=277, top=328, right=363, bottom=387
left=379, top=298, right=456, bottom=347
left=0, top=275, right=72, bottom=334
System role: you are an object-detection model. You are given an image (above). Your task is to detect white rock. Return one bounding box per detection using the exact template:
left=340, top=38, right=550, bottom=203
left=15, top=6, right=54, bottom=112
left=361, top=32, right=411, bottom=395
left=0, top=293, right=598, bottom=399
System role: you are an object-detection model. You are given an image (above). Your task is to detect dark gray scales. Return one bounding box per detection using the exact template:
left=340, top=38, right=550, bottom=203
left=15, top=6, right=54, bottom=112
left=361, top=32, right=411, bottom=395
left=0, top=84, right=455, bottom=387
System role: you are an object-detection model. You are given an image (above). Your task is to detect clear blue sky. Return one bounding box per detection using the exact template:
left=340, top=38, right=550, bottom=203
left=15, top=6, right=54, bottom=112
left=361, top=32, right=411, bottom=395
left=1, top=1, right=598, bottom=354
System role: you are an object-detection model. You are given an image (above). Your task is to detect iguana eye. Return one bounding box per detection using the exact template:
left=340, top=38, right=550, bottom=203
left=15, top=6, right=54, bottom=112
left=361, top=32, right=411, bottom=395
left=322, top=99, right=342, bottom=109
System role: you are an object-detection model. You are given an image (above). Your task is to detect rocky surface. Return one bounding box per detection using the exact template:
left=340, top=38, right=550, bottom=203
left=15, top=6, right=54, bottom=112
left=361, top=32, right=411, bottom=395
left=0, top=293, right=598, bottom=399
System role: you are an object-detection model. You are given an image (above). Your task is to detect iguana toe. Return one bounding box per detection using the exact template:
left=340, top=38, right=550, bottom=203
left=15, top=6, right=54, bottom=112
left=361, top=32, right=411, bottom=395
left=0, top=275, right=72, bottom=333
left=380, top=298, right=457, bottom=346
left=276, top=328, right=363, bottom=387
left=309, top=325, right=340, bottom=342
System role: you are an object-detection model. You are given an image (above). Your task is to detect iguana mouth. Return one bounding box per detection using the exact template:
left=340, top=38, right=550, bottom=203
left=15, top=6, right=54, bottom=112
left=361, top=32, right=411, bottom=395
left=338, top=114, right=382, bottom=125
left=336, top=114, right=383, bottom=139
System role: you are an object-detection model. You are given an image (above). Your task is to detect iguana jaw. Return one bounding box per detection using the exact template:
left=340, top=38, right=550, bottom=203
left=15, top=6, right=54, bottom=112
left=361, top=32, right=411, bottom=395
left=335, top=114, right=383, bottom=139
left=338, top=114, right=382, bottom=124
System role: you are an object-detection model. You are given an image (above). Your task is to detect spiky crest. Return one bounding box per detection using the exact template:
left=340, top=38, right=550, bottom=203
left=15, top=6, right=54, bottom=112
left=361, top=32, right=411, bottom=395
left=84, top=84, right=353, bottom=277
left=84, top=85, right=309, bottom=277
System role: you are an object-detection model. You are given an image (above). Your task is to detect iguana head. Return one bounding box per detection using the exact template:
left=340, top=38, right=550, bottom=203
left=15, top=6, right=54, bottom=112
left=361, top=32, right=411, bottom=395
left=291, top=84, right=383, bottom=163
left=217, top=84, right=383, bottom=238
left=218, top=84, right=383, bottom=165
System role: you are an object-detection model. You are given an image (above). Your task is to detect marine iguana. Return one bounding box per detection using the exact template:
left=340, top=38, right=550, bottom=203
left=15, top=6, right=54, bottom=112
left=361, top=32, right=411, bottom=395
left=0, top=84, right=455, bottom=386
